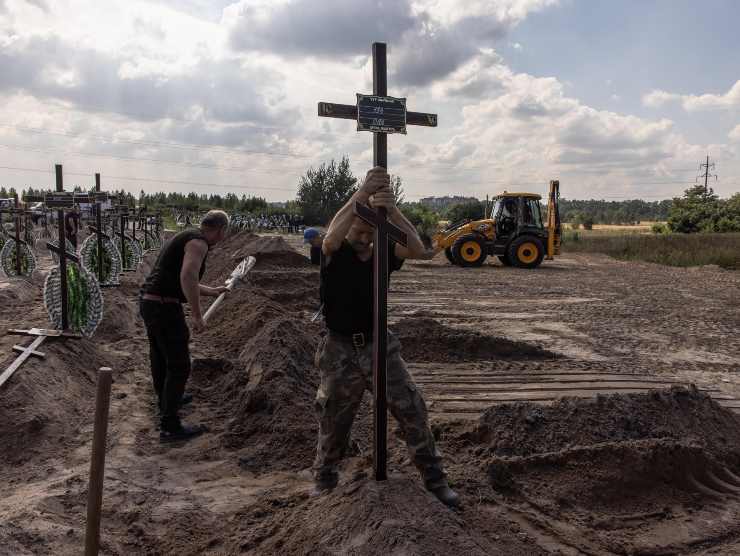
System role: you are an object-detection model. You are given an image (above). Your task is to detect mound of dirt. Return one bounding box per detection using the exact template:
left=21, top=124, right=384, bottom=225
left=458, top=389, right=740, bottom=555
left=465, top=386, right=740, bottom=464
left=206, top=233, right=310, bottom=284
left=193, top=291, right=322, bottom=471
left=394, top=317, right=557, bottom=362
left=0, top=335, right=110, bottom=467
left=226, top=476, right=529, bottom=555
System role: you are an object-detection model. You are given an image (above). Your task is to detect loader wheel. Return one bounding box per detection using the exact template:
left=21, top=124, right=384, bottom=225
left=498, top=254, right=512, bottom=266
left=508, top=236, right=544, bottom=269
left=452, top=235, right=487, bottom=267
left=444, top=247, right=457, bottom=265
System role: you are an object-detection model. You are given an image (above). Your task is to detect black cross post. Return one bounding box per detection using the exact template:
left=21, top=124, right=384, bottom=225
left=115, top=204, right=133, bottom=271
left=47, top=165, right=81, bottom=331
left=12, top=194, right=23, bottom=276
left=87, top=174, right=116, bottom=283
left=318, top=42, right=437, bottom=481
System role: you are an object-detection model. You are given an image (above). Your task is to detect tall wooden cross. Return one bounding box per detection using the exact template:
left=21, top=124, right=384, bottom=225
left=27, top=165, right=88, bottom=330
left=87, top=174, right=116, bottom=284
left=318, top=42, right=438, bottom=481
left=11, top=194, right=28, bottom=276
left=114, top=204, right=134, bottom=271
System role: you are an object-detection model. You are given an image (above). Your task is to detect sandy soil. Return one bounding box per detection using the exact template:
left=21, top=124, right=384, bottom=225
left=0, top=232, right=739, bottom=555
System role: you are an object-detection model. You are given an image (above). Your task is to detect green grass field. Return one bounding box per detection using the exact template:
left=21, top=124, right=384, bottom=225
left=562, top=231, right=740, bottom=270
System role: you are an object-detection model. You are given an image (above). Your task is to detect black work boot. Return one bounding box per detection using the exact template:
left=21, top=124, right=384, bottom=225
left=429, top=484, right=461, bottom=508
left=159, top=420, right=207, bottom=443
left=311, top=472, right=338, bottom=496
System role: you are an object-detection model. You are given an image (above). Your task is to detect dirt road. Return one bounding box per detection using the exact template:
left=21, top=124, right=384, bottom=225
left=0, top=234, right=738, bottom=555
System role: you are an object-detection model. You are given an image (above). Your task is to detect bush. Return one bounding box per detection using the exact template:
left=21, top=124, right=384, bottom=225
left=445, top=200, right=485, bottom=223
left=296, top=156, right=357, bottom=225
left=400, top=203, right=440, bottom=239
left=651, top=223, right=667, bottom=234
left=667, top=186, right=740, bottom=233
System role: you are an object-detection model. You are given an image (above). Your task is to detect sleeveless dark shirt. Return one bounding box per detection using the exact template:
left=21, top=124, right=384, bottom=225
left=142, top=229, right=208, bottom=302
left=320, top=240, right=403, bottom=335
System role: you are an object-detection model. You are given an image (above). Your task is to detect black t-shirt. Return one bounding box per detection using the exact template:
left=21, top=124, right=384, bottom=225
left=310, top=246, right=322, bottom=265
left=142, top=229, right=208, bottom=302
left=321, top=240, right=403, bottom=335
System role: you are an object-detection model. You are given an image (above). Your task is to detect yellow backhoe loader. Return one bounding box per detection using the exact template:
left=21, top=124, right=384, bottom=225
left=433, top=180, right=562, bottom=268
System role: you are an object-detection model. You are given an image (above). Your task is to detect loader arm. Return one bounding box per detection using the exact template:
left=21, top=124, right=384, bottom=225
left=546, top=180, right=561, bottom=260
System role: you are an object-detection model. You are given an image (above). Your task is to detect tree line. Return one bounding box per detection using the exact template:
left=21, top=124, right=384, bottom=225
left=2, top=157, right=738, bottom=233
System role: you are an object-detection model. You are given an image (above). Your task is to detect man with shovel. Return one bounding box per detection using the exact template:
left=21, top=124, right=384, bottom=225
left=140, top=210, right=229, bottom=442
left=313, top=167, right=460, bottom=507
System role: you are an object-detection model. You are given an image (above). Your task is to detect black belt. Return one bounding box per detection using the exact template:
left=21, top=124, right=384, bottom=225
left=328, top=330, right=373, bottom=348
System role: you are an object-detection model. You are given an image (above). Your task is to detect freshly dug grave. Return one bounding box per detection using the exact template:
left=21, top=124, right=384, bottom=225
left=207, top=232, right=311, bottom=284
left=443, top=387, right=740, bottom=554
left=468, top=386, right=740, bottom=463
left=394, top=316, right=557, bottom=362
left=195, top=299, right=322, bottom=472
left=192, top=236, right=323, bottom=472
left=0, top=251, right=153, bottom=470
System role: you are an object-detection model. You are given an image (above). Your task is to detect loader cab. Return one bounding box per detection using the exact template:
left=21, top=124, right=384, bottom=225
left=492, top=194, right=545, bottom=237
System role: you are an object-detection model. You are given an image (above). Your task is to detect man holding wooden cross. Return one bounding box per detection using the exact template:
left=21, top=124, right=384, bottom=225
left=313, top=167, right=460, bottom=508
left=139, top=210, right=229, bottom=443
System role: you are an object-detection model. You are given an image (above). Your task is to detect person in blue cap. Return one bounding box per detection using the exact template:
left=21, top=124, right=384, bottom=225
left=304, top=227, right=324, bottom=265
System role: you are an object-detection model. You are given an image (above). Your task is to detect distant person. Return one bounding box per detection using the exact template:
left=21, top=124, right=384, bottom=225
left=139, top=210, right=230, bottom=443
left=303, top=227, right=324, bottom=265
left=313, top=167, right=460, bottom=507
left=64, top=205, right=80, bottom=248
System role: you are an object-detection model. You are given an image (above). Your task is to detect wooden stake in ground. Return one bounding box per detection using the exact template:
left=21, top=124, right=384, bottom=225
left=85, top=367, right=112, bottom=556
left=318, top=42, right=437, bottom=481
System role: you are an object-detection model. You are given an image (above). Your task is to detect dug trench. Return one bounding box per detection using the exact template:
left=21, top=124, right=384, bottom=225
left=0, top=232, right=739, bottom=554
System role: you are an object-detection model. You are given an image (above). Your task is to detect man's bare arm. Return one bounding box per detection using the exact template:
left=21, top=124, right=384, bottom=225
left=199, top=284, right=227, bottom=297
left=180, top=239, right=208, bottom=331
left=388, top=205, right=426, bottom=260
left=322, top=167, right=389, bottom=259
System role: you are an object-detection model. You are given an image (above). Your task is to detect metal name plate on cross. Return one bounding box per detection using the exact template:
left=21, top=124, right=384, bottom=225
left=318, top=42, right=437, bottom=481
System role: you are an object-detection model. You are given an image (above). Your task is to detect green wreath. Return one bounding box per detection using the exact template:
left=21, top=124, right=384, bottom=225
left=43, top=263, right=104, bottom=337
left=118, top=235, right=143, bottom=269
left=0, top=239, right=37, bottom=278
left=80, top=234, right=122, bottom=286
left=143, top=230, right=162, bottom=251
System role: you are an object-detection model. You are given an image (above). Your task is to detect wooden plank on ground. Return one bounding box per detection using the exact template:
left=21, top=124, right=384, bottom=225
left=0, top=335, right=47, bottom=388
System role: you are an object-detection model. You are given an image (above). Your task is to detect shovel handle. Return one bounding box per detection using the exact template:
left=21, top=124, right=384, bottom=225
left=203, top=292, right=227, bottom=323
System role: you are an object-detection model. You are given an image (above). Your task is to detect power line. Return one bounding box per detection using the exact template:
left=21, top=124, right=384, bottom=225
left=0, top=165, right=296, bottom=192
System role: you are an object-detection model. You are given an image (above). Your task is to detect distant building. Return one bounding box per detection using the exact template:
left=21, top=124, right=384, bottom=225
left=419, top=196, right=479, bottom=211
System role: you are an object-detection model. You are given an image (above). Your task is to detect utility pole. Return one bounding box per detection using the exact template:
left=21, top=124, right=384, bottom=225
left=697, top=154, right=717, bottom=194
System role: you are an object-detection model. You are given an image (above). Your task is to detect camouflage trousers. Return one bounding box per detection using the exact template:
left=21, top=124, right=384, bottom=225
left=313, top=331, right=447, bottom=489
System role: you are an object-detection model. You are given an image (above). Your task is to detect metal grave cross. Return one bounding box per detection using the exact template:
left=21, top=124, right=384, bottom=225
left=113, top=204, right=134, bottom=271
left=86, top=173, right=117, bottom=284
left=45, top=165, right=85, bottom=330
left=318, top=42, right=438, bottom=481
left=9, top=194, right=32, bottom=276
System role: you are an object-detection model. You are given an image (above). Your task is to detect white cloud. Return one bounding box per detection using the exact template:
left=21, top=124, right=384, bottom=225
left=226, top=0, right=559, bottom=87
left=0, top=0, right=734, bottom=202
left=643, top=80, right=740, bottom=111
left=729, top=124, right=740, bottom=142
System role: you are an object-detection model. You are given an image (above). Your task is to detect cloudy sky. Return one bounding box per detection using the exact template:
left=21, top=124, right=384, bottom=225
left=0, top=0, right=738, bottom=202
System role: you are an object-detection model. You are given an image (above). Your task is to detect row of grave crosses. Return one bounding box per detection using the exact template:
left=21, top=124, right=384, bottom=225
left=2, top=165, right=161, bottom=389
